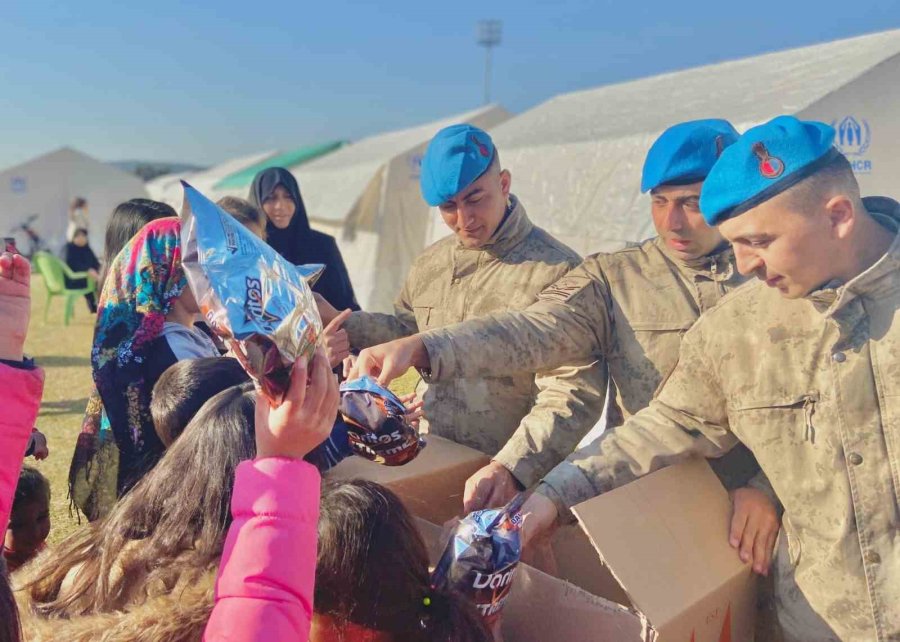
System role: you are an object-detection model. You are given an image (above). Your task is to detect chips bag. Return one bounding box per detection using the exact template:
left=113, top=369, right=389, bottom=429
left=339, top=376, right=425, bottom=466
left=431, top=494, right=525, bottom=628
left=180, top=181, right=322, bottom=405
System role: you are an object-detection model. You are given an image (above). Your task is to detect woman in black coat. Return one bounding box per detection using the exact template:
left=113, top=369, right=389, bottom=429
left=249, top=167, right=359, bottom=311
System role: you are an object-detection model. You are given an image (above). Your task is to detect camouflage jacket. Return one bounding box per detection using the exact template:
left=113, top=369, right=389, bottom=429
left=343, top=196, right=606, bottom=487
left=538, top=198, right=900, bottom=641
left=421, top=236, right=761, bottom=490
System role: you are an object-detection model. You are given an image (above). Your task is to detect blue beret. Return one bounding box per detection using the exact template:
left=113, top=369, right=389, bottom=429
left=420, top=124, right=495, bottom=206
left=641, top=119, right=740, bottom=193
left=700, top=116, right=838, bottom=225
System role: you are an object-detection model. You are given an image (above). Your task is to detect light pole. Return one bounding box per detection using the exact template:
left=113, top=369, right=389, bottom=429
left=476, top=20, right=502, bottom=105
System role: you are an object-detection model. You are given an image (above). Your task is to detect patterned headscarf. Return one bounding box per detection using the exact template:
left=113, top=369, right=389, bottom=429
left=69, top=218, right=187, bottom=516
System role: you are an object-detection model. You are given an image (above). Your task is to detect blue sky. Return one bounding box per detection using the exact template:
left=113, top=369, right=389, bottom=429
left=1, top=0, right=897, bottom=169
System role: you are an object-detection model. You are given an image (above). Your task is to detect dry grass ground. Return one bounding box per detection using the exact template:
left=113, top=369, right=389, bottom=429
left=23, top=275, right=419, bottom=544
left=23, top=276, right=96, bottom=544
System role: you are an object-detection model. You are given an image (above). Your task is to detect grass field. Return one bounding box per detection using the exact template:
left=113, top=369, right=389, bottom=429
left=22, top=275, right=420, bottom=544
left=23, top=276, right=96, bottom=544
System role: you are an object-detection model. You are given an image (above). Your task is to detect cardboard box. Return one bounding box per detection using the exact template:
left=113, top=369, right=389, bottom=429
left=418, top=458, right=756, bottom=641
left=326, top=434, right=490, bottom=524
left=330, top=440, right=756, bottom=641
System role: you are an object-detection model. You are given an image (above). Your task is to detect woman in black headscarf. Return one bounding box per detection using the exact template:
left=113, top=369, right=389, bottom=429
left=250, top=167, right=359, bottom=311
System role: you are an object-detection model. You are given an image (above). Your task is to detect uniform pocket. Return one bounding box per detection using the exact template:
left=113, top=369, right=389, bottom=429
left=734, top=392, right=819, bottom=444
left=412, top=295, right=444, bottom=331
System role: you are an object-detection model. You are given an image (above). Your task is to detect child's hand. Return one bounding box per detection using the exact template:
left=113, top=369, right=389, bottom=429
left=30, top=430, right=49, bottom=460
left=255, top=348, right=339, bottom=460
left=0, top=251, right=31, bottom=361
left=322, top=309, right=352, bottom=369
left=399, top=393, right=424, bottom=429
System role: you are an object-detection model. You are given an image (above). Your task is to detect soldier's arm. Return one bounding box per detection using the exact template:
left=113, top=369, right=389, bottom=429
left=536, top=323, right=739, bottom=520
left=342, top=280, right=419, bottom=350
left=421, top=260, right=610, bottom=382
left=493, top=359, right=609, bottom=489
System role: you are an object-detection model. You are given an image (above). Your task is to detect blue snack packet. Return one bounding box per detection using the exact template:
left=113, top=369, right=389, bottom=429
left=180, top=181, right=322, bottom=405
left=431, top=494, right=525, bottom=627
left=339, top=376, right=425, bottom=466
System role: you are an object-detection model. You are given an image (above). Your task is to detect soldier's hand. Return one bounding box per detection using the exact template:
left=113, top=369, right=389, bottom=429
left=350, top=335, right=429, bottom=386
left=729, top=486, right=781, bottom=576
left=322, top=308, right=352, bottom=369
left=314, top=292, right=341, bottom=327
left=463, top=461, right=522, bottom=514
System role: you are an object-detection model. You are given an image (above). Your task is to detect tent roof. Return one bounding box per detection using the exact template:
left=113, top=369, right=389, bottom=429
left=0, top=146, right=142, bottom=180
left=494, top=28, right=900, bottom=149
left=486, top=29, right=900, bottom=256
left=298, top=104, right=511, bottom=222
left=213, top=141, right=346, bottom=190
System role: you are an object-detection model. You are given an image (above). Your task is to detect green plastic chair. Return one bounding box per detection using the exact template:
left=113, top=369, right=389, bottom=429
left=32, top=251, right=98, bottom=325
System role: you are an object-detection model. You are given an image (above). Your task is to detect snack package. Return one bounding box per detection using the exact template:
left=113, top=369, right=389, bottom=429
left=180, top=181, right=322, bottom=405
left=338, top=376, right=425, bottom=466
left=431, top=494, right=525, bottom=628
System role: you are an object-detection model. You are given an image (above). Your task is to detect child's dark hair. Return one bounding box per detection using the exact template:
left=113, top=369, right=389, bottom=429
left=316, top=479, right=491, bottom=642
left=100, top=199, right=176, bottom=288
left=151, top=357, right=251, bottom=447
left=13, top=466, right=51, bottom=513
left=0, top=572, right=21, bottom=642
left=216, top=197, right=266, bottom=240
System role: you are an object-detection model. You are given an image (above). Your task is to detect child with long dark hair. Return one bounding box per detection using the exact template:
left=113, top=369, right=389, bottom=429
left=312, top=479, right=491, bottom=642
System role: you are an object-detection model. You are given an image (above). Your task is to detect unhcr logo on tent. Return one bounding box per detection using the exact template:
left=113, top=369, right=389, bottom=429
left=831, top=116, right=872, bottom=174
left=408, top=153, right=423, bottom=179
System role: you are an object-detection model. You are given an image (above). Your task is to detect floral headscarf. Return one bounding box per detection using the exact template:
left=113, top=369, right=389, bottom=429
left=69, top=218, right=187, bottom=517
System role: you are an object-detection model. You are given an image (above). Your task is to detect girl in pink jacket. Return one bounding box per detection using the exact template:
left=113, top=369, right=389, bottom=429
left=1, top=251, right=44, bottom=642
left=204, top=349, right=338, bottom=642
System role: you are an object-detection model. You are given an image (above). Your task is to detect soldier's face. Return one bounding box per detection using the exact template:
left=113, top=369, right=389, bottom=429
left=439, top=167, right=511, bottom=248
left=719, top=193, right=838, bottom=299
left=650, top=183, right=724, bottom=260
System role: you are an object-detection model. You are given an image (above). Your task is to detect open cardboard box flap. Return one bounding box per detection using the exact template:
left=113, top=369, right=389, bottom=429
left=570, top=457, right=757, bottom=640
left=331, top=438, right=756, bottom=641
left=326, top=434, right=490, bottom=524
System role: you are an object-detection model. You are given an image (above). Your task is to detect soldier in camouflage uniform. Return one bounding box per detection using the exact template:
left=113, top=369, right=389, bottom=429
left=354, top=120, right=781, bottom=574
left=320, top=124, right=606, bottom=501
left=517, top=117, right=899, bottom=641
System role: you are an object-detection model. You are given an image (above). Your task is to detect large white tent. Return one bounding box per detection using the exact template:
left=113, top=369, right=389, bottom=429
left=0, top=147, right=148, bottom=254
left=212, top=104, right=512, bottom=312
left=146, top=149, right=278, bottom=210
left=424, top=29, right=900, bottom=257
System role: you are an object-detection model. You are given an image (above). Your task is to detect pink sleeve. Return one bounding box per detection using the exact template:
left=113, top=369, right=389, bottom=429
left=0, top=363, right=44, bottom=532
left=204, top=457, right=321, bottom=642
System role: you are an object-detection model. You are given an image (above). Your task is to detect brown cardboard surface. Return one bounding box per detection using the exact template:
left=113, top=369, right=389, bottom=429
left=550, top=524, right=634, bottom=608
left=326, top=435, right=490, bottom=524
left=415, top=518, right=646, bottom=642
left=572, top=457, right=756, bottom=641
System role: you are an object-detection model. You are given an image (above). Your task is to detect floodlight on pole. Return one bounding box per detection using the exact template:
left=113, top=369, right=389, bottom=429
left=476, top=20, right=502, bottom=105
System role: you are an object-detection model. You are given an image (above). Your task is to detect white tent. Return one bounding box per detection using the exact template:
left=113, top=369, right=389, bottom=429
left=284, top=104, right=512, bottom=312
left=146, top=150, right=277, bottom=210
left=0, top=147, right=148, bottom=254
left=427, top=29, right=900, bottom=257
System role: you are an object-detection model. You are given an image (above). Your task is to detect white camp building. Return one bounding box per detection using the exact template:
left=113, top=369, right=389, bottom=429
left=0, top=147, right=148, bottom=254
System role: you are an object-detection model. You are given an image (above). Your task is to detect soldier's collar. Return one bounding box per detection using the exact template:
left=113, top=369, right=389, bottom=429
left=472, top=194, right=534, bottom=257
left=809, top=197, right=900, bottom=315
